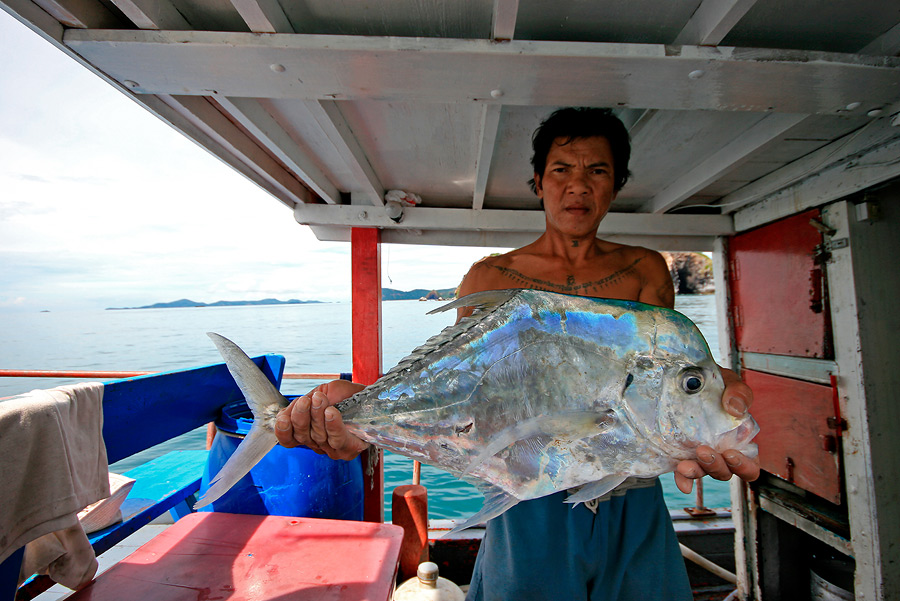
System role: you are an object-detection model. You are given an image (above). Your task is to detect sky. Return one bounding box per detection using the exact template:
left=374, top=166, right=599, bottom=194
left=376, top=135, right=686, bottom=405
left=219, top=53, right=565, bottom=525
left=0, top=10, right=510, bottom=313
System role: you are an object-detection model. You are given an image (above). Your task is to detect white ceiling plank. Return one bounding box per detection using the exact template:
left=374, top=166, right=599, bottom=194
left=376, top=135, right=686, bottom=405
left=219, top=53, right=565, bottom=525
left=643, top=112, right=808, bottom=213
left=230, top=0, right=292, bottom=34
left=491, top=0, right=518, bottom=40
left=472, top=104, right=502, bottom=211
left=31, top=0, right=123, bottom=28
left=160, top=94, right=311, bottom=206
left=302, top=99, right=384, bottom=206
left=720, top=119, right=900, bottom=217
left=2, top=0, right=66, bottom=42
left=294, top=203, right=733, bottom=236
left=673, top=0, right=758, bottom=46
left=734, top=131, right=900, bottom=232
left=63, top=30, right=900, bottom=116
left=108, top=0, right=190, bottom=29
left=858, top=22, right=900, bottom=57
left=632, top=0, right=758, bottom=172
left=215, top=96, right=341, bottom=204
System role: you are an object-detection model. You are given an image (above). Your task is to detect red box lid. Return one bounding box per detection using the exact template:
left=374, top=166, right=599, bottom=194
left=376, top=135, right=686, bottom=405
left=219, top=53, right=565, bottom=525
left=69, top=513, right=403, bottom=601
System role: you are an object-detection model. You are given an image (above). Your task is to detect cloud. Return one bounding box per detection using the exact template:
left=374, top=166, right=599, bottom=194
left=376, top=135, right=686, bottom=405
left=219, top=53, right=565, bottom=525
left=0, top=12, right=514, bottom=314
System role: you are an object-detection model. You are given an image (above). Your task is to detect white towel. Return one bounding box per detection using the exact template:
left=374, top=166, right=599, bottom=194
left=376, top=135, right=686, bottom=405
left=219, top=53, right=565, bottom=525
left=0, top=382, right=109, bottom=588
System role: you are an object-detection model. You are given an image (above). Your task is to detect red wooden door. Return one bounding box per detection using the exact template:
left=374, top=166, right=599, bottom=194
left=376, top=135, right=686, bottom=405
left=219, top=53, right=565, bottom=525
left=743, top=370, right=841, bottom=504
left=729, top=209, right=841, bottom=503
left=729, top=208, right=831, bottom=359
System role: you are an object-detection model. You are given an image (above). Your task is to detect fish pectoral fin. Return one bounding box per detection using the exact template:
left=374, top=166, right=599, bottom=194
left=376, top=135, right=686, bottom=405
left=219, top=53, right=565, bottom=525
left=564, top=475, right=628, bottom=505
left=446, top=486, right=520, bottom=536
left=427, top=289, right=520, bottom=316
left=193, top=422, right=277, bottom=509
left=462, top=412, right=614, bottom=478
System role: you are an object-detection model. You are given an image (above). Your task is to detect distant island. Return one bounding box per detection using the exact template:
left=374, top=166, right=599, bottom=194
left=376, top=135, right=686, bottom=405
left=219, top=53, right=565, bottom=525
left=104, top=259, right=712, bottom=311
left=107, top=298, right=324, bottom=310
left=382, top=288, right=456, bottom=301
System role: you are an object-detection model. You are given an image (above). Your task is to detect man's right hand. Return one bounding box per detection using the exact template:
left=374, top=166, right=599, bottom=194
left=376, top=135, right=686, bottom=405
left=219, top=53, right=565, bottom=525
left=274, top=379, right=370, bottom=461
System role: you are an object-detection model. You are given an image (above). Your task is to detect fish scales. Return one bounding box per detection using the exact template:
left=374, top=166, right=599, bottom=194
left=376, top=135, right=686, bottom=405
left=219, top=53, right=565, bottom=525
left=196, top=289, right=759, bottom=532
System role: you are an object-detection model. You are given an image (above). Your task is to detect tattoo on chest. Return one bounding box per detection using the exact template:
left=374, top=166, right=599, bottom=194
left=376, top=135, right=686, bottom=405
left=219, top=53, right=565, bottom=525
left=492, top=257, right=644, bottom=294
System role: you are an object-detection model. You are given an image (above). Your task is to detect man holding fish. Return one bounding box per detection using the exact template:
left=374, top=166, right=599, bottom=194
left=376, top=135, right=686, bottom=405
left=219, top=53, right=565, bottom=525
left=274, top=108, right=759, bottom=600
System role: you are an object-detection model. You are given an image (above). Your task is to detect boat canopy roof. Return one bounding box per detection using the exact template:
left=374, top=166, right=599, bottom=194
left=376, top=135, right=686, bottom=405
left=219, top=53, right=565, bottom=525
left=4, top=0, right=900, bottom=249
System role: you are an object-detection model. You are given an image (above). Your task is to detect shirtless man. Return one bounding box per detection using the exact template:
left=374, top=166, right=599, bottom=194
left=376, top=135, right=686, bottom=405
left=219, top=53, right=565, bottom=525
left=275, top=108, right=758, bottom=600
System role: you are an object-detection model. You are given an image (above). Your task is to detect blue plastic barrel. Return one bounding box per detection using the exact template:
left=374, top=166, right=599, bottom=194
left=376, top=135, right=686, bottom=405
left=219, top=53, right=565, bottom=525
left=198, top=398, right=364, bottom=520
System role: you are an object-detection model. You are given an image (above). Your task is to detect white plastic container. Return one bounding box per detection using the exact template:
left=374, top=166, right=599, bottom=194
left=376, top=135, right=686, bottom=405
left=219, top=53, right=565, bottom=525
left=393, top=562, right=465, bottom=601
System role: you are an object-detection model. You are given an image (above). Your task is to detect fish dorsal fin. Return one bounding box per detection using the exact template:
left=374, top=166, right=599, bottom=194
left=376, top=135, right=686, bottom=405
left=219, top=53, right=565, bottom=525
left=445, top=484, right=520, bottom=535
left=427, top=289, right=521, bottom=316
left=564, top=475, right=628, bottom=505
left=462, top=410, right=617, bottom=478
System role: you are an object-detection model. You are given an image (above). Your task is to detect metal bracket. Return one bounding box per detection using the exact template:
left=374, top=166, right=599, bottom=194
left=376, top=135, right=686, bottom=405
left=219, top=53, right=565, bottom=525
left=824, top=238, right=849, bottom=252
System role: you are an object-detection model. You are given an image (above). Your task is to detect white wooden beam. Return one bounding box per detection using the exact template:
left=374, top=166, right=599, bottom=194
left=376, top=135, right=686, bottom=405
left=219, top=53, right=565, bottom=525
left=159, top=94, right=311, bottom=206
left=734, top=127, right=900, bottom=231
left=472, top=105, right=502, bottom=211
left=229, top=0, right=292, bottom=34
left=491, top=0, right=518, bottom=41
left=137, top=96, right=300, bottom=209
left=302, top=99, right=384, bottom=206
left=673, top=0, right=757, bottom=46
left=31, top=0, right=123, bottom=28
left=294, top=203, right=733, bottom=236
left=1, top=0, right=66, bottom=43
left=63, top=30, right=900, bottom=116
left=214, top=96, right=340, bottom=204
left=721, top=120, right=900, bottom=221
left=858, top=22, right=900, bottom=57
left=107, top=0, right=190, bottom=29
left=643, top=113, right=808, bottom=213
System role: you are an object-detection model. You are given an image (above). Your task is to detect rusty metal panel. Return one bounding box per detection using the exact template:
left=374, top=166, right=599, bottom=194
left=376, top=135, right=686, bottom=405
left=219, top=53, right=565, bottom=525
left=744, top=369, right=841, bottom=504
left=729, top=208, right=831, bottom=358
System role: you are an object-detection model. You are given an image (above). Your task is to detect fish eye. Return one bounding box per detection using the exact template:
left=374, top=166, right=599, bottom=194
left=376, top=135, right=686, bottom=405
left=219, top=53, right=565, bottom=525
left=680, top=370, right=705, bottom=394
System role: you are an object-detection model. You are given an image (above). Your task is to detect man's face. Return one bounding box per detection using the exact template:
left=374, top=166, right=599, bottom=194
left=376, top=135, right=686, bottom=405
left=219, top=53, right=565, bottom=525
left=534, top=136, right=618, bottom=238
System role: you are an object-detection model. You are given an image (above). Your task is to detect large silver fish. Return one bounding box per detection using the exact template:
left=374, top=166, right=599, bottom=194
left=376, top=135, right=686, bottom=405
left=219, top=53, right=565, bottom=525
left=195, top=289, right=758, bottom=531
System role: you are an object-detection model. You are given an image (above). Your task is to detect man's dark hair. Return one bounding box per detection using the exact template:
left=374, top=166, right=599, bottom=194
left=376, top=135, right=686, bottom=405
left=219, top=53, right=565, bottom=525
left=528, top=107, right=631, bottom=194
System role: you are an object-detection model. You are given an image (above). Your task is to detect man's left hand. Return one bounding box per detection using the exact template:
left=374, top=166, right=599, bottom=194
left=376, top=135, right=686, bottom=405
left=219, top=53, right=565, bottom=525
left=674, top=367, right=760, bottom=494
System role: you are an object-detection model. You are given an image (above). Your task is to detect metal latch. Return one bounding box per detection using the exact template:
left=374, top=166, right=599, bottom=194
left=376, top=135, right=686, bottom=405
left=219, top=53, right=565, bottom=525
left=824, top=238, right=849, bottom=252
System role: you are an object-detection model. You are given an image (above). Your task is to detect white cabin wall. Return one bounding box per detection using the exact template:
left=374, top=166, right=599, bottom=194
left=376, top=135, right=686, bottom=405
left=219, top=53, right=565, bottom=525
left=823, top=182, right=900, bottom=600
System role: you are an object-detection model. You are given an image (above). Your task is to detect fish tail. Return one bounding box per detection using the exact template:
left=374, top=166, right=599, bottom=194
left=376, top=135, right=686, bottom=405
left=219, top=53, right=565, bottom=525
left=194, top=422, right=277, bottom=508
left=194, top=333, right=288, bottom=508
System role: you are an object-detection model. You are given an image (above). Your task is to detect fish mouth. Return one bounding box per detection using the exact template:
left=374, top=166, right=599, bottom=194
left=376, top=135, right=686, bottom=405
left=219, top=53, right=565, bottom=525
left=712, top=417, right=760, bottom=458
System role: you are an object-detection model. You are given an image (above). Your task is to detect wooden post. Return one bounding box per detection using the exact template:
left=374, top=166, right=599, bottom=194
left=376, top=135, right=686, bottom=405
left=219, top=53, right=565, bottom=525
left=351, top=227, right=385, bottom=523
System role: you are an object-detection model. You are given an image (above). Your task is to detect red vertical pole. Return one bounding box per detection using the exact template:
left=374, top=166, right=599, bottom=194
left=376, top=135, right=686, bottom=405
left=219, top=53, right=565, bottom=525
left=351, top=227, right=384, bottom=523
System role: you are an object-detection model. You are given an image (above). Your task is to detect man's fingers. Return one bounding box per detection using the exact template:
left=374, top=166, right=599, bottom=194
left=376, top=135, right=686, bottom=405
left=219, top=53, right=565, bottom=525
left=323, top=407, right=365, bottom=460
left=721, top=368, right=753, bottom=417
left=308, top=391, right=329, bottom=445
left=723, top=450, right=760, bottom=482
left=674, top=471, right=694, bottom=495
left=694, top=446, right=733, bottom=481
left=274, top=405, right=296, bottom=447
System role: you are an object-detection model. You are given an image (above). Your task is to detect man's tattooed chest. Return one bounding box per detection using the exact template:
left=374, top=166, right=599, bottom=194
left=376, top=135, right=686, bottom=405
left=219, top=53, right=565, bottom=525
left=491, top=257, right=643, bottom=295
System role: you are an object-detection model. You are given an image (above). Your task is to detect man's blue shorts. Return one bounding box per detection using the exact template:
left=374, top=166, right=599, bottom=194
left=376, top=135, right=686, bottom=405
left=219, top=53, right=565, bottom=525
left=465, top=479, right=692, bottom=601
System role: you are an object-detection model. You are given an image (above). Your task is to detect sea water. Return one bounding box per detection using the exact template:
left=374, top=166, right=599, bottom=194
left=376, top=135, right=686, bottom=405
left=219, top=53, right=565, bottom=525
left=0, top=295, right=729, bottom=520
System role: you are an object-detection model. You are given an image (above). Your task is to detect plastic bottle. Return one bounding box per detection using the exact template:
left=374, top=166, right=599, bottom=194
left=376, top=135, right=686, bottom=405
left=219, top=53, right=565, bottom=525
left=393, top=561, right=465, bottom=601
